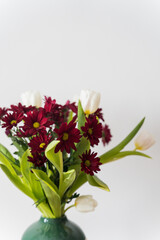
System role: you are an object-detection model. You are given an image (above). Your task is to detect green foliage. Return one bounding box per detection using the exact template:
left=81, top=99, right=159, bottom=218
left=100, top=118, right=145, bottom=164
left=87, top=175, right=110, bottom=192
left=78, top=100, right=86, bottom=131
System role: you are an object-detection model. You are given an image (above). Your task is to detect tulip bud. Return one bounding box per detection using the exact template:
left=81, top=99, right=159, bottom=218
left=80, top=90, right=100, bottom=114
left=134, top=130, right=155, bottom=150
left=75, top=195, right=97, bottom=213
left=21, top=91, right=42, bottom=108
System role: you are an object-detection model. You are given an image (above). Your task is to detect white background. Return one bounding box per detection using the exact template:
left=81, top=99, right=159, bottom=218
left=0, top=0, right=160, bottom=239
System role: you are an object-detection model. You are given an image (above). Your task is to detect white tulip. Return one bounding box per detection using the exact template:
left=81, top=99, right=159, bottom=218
left=75, top=195, right=97, bottom=213
left=134, top=130, right=155, bottom=150
left=21, top=91, right=42, bottom=108
left=79, top=90, right=100, bottom=114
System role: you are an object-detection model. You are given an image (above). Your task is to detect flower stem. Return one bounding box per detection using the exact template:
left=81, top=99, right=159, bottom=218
left=64, top=204, right=75, bottom=213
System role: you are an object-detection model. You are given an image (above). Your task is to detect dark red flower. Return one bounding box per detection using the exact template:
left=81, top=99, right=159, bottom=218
left=44, top=96, right=56, bottom=113
left=28, top=131, right=52, bottom=153
left=54, top=120, right=81, bottom=153
left=2, top=112, right=23, bottom=131
left=22, top=109, right=52, bottom=136
left=28, top=152, right=47, bottom=167
left=102, top=125, right=112, bottom=146
left=80, top=150, right=102, bottom=176
left=0, top=107, right=7, bottom=119
left=89, top=108, right=104, bottom=122
left=10, top=103, right=36, bottom=114
left=81, top=116, right=102, bottom=147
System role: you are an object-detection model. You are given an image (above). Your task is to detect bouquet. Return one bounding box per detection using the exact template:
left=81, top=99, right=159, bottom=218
left=0, top=90, right=155, bottom=218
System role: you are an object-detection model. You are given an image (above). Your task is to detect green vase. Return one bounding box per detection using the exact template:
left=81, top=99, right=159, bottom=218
left=21, top=215, right=86, bottom=240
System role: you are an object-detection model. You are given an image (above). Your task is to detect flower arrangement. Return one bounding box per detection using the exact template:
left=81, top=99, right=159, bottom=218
left=0, top=90, right=154, bottom=218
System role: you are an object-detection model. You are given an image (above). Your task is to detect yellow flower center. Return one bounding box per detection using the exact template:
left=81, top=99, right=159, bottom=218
left=33, top=122, right=40, bottom=128
left=39, top=142, right=46, bottom=148
left=63, top=132, right=69, bottom=141
left=88, top=128, right=93, bottom=135
left=85, top=160, right=91, bottom=167
left=10, top=120, right=17, bottom=125
left=85, top=110, right=91, bottom=115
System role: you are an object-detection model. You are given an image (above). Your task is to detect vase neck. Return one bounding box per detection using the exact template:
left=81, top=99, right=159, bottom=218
left=40, top=215, right=67, bottom=224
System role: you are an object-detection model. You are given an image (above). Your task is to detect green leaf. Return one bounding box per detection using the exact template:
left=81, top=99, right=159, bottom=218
left=11, top=136, right=28, bottom=157
left=67, top=172, right=87, bottom=197
left=73, top=137, right=90, bottom=160
left=32, top=169, right=61, bottom=218
left=78, top=100, right=86, bottom=132
left=87, top=175, right=110, bottom=192
left=45, top=140, right=63, bottom=174
left=100, top=118, right=145, bottom=164
left=32, top=169, right=59, bottom=194
left=0, top=151, right=17, bottom=176
left=20, top=150, right=47, bottom=200
left=0, top=143, right=21, bottom=174
left=104, top=150, right=151, bottom=164
left=59, top=169, right=76, bottom=197
left=0, top=164, right=35, bottom=200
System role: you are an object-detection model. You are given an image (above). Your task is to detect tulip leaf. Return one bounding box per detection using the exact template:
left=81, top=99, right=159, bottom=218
left=32, top=169, right=59, bottom=194
left=100, top=118, right=145, bottom=164
left=103, top=150, right=151, bottom=164
left=45, top=140, right=63, bottom=174
left=0, top=144, right=21, bottom=174
left=0, top=164, right=35, bottom=200
left=32, top=169, right=61, bottom=218
left=59, top=169, right=76, bottom=197
left=20, top=150, right=46, bottom=200
left=0, top=151, right=18, bottom=177
left=73, top=137, right=90, bottom=160
left=67, top=172, right=87, bottom=197
left=87, top=175, right=110, bottom=192
left=78, top=100, right=86, bottom=131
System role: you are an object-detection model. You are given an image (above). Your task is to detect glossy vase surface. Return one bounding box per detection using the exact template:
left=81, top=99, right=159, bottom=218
left=21, top=215, right=86, bottom=240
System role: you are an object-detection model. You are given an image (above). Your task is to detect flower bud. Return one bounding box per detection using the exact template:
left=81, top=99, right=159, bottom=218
left=80, top=90, right=100, bottom=114
left=21, top=91, right=42, bottom=108
left=75, top=195, right=97, bottom=213
left=134, top=130, right=155, bottom=150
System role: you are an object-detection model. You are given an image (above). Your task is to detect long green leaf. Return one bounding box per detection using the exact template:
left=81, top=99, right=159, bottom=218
left=0, top=144, right=21, bottom=174
left=0, top=164, right=35, bottom=200
left=73, top=137, right=90, bottom=160
left=87, top=175, right=110, bottom=192
left=32, top=169, right=59, bottom=194
left=33, top=169, right=61, bottom=218
left=67, top=172, right=87, bottom=197
left=103, top=150, right=151, bottom=164
left=0, top=152, right=17, bottom=176
left=59, top=169, right=76, bottom=197
left=78, top=100, right=86, bottom=131
left=45, top=140, right=63, bottom=174
left=100, top=118, right=145, bottom=164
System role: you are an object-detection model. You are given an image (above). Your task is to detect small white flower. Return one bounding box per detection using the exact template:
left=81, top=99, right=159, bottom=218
left=75, top=195, right=97, bottom=213
left=134, top=130, right=155, bottom=150
left=79, top=90, right=100, bottom=114
left=21, top=91, right=42, bottom=108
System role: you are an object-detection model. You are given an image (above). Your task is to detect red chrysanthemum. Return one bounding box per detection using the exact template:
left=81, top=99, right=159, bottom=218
left=89, top=108, right=104, bottom=122
left=28, top=131, right=52, bottom=153
left=28, top=152, right=47, bottom=167
left=81, top=116, right=102, bottom=147
left=80, top=150, right=102, bottom=176
left=2, top=112, right=23, bottom=131
left=102, top=124, right=112, bottom=146
left=0, top=107, right=7, bottom=119
left=22, top=109, right=53, bottom=136
left=10, top=103, right=36, bottom=114
left=54, top=120, right=81, bottom=153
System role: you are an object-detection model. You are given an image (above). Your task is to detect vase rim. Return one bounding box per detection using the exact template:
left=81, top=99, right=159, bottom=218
left=40, top=215, right=67, bottom=223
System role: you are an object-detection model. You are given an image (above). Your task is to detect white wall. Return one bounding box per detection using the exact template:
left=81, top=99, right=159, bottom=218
left=0, top=0, right=159, bottom=239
